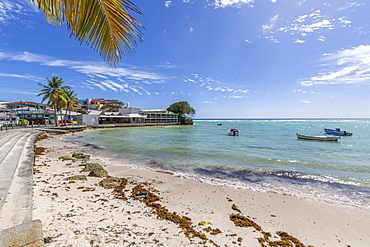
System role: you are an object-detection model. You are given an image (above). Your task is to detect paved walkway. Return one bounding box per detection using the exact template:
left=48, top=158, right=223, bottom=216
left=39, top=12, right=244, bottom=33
left=0, top=127, right=41, bottom=230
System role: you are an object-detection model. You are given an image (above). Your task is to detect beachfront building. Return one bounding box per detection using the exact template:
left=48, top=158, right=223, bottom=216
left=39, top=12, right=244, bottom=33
left=140, top=109, right=178, bottom=124
left=77, top=107, right=146, bottom=126
left=3, top=101, right=79, bottom=125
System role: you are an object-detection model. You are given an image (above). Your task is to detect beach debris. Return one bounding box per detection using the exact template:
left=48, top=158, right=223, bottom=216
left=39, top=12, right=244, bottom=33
left=98, top=177, right=122, bottom=189
left=135, top=192, right=148, bottom=199
left=64, top=175, right=87, bottom=181
left=88, top=169, right=108, bottom=178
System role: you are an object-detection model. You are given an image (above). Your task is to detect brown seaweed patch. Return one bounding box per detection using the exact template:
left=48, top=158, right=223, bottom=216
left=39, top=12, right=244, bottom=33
left=35, top=146, right=47, bottom=155
left=130, top=184, right=209, bottom=243
left=112, top=178, right=128, bottom=200
left=113, top=178, right=128, bottom=193
left=230, top=205, right=312, bottom=247
left=203, top=227, right=222, bottom=235
left=231, top=204, right=242, bottom=213
left=229, top=213, right=262, bottom=232
left=35, top=133, right=49, bottom=142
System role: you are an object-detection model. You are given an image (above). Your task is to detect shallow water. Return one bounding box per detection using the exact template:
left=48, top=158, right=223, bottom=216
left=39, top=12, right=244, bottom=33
left=67, top=119, right=370, bottom=208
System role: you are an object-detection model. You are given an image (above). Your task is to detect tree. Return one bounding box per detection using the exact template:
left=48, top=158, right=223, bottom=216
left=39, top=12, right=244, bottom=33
left=167, top=101, right=196, bottom=124
left=100, top=99, right=125, bottom=112
left=37, top=76, right=70, bottom=126
left=30, top=0, right=145, bottom=67
left=62, top=90, right=79, bottom=124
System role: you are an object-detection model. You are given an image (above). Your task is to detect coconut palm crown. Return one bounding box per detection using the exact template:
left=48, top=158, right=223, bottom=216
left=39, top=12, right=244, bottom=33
left=29, top=0, right=144, bottom=66
left=62, top=90, right=79, bottom=124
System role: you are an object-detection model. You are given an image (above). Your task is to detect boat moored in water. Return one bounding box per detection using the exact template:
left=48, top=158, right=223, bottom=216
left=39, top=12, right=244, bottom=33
left=296, top=133, right=340, bottom=141
left=324, top=128, right=352, bottom=136
left=229, top=128, right=239, bottom=136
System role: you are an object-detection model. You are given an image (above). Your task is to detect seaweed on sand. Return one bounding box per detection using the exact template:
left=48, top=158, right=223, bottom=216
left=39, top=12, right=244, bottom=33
left=130, top=184, right=213, bottom=244
left=229, top=204, right=313, bottom=247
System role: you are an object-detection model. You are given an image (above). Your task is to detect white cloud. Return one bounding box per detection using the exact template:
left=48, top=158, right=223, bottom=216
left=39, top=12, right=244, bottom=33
left=2, top=51, right=169, bottom=82
left=318, top=35, right=326, bottom=42
left=0, top=72, right=41, bottom=81
left=294, top=39, right=305, bottom=44
left=0, top=89, right=37, bottom=95
left=300, top=45, right=370, bottom=87
left=262, top=14, right=279, bottom=34
left=214, top=0, right=254, bottom=8
left=337, top=2, right=365, bottom=11
left=0, top=51, right=173, bottom=95
left=0, top=0, right=36, bottom=25
left=164, top=1, right=172, bottom=8
left=263, top=8, right=353, bottom=44
left=300, top=100, right=311, bottom=104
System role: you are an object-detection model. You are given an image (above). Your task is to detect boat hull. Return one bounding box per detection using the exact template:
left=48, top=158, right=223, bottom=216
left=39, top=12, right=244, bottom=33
left=296, top=133, right=340, bottom=141
left=324, top=128, right=352, bottom=136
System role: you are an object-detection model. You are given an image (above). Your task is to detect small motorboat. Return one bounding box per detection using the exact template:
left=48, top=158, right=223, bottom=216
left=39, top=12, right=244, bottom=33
left=296, top=133, right=340, bottom=141
left=229, top=128, right=239, bottom=136
left=323, top=128, right=352, bottom=136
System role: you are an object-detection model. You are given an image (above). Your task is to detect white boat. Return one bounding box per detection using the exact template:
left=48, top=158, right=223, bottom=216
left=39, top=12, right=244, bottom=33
left=296, top=133, right=340, bottom=141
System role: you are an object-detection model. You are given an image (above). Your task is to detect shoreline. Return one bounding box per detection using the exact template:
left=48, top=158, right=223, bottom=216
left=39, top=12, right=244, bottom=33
left=33, top=132, right=370, bottom=246
left=65, top=129, right=370, bottom=210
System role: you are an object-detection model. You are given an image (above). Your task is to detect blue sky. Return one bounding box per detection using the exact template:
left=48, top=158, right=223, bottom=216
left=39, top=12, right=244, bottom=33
left=1, top=0, right=370, bottom=118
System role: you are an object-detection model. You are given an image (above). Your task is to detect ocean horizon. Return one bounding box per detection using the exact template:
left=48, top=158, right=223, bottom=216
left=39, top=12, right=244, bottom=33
left=66, top=118, right=370, bottom=209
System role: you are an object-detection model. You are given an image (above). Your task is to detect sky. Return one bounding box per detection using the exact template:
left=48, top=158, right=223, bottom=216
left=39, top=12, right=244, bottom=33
left=1, top=0, right=370, bottom=118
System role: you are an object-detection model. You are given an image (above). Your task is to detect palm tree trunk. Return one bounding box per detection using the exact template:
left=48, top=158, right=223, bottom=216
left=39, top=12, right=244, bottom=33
left=53, top=102, right=58, bottom=126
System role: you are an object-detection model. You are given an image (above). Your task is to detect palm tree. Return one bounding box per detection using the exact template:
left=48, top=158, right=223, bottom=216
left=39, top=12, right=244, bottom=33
left=29, top=0, right=144, bottom=67
left=37, top=76, right=70, bottom=126
left=62, top=90, right=79, bottom=125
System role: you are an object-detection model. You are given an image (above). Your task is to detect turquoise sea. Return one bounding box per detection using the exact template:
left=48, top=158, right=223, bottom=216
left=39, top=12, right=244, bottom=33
left=66, top=119, right=370, bottom=208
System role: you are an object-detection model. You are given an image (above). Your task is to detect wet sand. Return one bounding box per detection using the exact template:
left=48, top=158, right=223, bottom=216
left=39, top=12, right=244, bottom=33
left=33, top=132, right=370, bottom=246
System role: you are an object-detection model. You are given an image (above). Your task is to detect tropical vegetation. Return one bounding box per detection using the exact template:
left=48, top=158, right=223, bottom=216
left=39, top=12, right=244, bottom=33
left=100, top=99, right=125, bottom=112
left=167, top=101, right=196, bottom=124
left=29, top=0, right=145, bottom=66
left=37, top=76, right=72, bottom=126
left=61, top=90, right=79, bottom=125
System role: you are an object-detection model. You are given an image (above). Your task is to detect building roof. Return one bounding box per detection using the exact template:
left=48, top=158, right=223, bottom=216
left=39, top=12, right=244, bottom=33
left=4, top=101, right=49, bottom=106
left=100, top=113, right=145, bottom=118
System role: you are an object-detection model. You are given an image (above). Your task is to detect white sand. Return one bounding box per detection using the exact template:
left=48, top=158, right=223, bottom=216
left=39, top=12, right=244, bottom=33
left=33, top=133, right=370, bottom=246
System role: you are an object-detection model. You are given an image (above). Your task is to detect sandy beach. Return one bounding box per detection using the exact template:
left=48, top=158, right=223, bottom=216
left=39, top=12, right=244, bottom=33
left=33, top=132, right=370, bottom=247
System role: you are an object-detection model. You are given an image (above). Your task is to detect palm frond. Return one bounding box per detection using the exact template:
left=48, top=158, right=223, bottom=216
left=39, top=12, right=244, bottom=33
left=29, top=0, right=144, bottom=66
